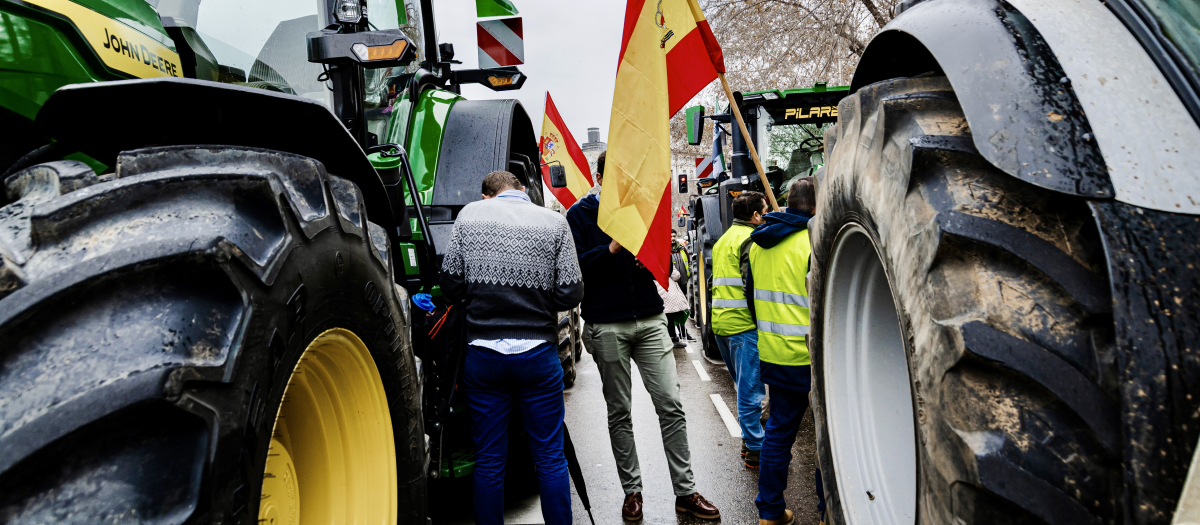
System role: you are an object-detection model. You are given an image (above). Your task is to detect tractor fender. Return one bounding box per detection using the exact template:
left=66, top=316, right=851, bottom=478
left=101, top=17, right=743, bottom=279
left=431, top=98, right=539, bottom=208
left=34, top=77, right=402, bottom=238
left=851, top=0, right=1113, bottom=199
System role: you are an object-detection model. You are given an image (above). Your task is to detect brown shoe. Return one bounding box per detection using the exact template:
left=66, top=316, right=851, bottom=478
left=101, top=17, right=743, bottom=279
left=675, top=492, right=720, bottom=520
left=622, top=492, right=643, bottom=521
left=759, top=509, right=794, bottom=525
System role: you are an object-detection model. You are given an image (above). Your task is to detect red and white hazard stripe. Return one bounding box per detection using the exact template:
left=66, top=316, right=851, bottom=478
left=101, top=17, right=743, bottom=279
left=695, top=156, right=713, bottom=179
left=477, top=17, right=524, bottom=68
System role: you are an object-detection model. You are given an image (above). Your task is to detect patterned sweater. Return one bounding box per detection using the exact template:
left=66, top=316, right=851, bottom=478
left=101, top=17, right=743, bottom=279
left=440, top=195, right=584, bottom=343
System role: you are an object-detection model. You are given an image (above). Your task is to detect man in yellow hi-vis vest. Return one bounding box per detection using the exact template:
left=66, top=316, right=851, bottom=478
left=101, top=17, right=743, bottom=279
left=747, top=177, right=816, bottom=525
left=710, top=191, right=769, bottom=468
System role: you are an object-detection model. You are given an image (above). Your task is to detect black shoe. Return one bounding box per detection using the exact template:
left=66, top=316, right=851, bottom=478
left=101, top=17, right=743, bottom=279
left=741, top=440, right=749, bottom=457
left=744, top=449, right=760, bottom=469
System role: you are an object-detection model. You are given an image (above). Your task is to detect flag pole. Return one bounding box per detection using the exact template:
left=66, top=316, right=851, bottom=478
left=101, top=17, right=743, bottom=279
left=718, top=72, right=781, bottom=212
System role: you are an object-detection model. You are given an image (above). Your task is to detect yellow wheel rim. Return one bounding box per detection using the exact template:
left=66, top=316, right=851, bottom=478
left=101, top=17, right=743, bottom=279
left=259, top=328, right=397, bottom=524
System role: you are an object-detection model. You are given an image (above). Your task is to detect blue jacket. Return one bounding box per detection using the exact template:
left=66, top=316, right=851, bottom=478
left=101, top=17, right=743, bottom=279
left=750, top=207, right=813, bottom=392
left=566, top=194, right=664, bottom=323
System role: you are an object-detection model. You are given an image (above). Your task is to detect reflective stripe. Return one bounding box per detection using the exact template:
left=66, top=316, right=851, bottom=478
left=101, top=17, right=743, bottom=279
left=754, top=289, right=810, bottom=308
left=712, top=299, right=748, bottom=308
left=757, top=320, right=810, bottom=337
left=713, top=277, right=743, bottom=286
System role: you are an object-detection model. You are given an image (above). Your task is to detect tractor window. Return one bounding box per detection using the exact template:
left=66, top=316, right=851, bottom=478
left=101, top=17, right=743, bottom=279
left=1139, top=0, right=1200, bottom=75
left=183, top=0, right=326, bottom=102
left=765, top=123, right=828, bottom=179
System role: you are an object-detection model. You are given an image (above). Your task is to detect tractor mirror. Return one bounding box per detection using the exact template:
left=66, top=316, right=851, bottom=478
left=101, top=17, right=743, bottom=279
left=547, top=163, right=568, bottom=188
left=677, top=217, right=686, bottom=228
left=686, top=105, right=705, bottom=145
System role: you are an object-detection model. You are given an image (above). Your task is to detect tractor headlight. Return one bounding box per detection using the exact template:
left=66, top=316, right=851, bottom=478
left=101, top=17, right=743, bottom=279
left=336, top=0, right=364, bottom=23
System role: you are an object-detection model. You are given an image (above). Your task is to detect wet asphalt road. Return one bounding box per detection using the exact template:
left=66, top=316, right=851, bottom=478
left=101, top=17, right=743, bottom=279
left=433, top=320, right=820, bottom=525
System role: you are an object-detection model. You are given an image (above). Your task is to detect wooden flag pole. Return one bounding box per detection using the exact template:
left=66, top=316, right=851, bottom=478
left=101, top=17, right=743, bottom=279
left=718, top=72, right=781, bottom=212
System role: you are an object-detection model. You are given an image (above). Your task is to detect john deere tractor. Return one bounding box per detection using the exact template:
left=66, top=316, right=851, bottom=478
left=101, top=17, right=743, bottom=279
left=683, top=83, right=849, bottom=360
left=804, top=0, right=1200, bottom=524
left=0, top=0, right=573, bottom=522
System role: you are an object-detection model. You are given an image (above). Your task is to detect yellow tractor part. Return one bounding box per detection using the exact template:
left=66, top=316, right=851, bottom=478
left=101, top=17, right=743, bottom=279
left=259, top=328, right=397, bottom=524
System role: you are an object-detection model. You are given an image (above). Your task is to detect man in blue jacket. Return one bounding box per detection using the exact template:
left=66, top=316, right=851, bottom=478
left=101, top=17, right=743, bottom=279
left=747, top=177, right=818, bottom=525
left=567, top=152, right=720, bottom=522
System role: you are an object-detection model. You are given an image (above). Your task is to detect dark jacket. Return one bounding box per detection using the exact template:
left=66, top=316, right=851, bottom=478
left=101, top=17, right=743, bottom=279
left=566, top=194, right=664, bottom=323
left=440, top=192, right=584, bottom=343
left=748, top=207, right=813, bottom=392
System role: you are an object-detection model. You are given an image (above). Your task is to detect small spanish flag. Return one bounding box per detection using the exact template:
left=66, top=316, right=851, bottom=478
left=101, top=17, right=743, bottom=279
left=538, top=92, right=593, bottom=208
left=600, top=0, right=724, bottom=287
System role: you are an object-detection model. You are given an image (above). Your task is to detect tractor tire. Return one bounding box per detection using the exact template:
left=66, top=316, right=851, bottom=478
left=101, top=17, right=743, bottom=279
left=810, top=77, right=1120, bottom=525
left=0, top=146, right=427, bottom=524
left=700, top=291, right=721, bottom=361
left=558, top=311, right=578, bottom=387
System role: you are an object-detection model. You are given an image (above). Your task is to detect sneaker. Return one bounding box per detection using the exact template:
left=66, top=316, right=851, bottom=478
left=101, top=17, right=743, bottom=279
left=673, top=339, right=687, bottom=349
left=741, top=440, right=749, bottom=457
left=744, top=449, right=760, bottom=469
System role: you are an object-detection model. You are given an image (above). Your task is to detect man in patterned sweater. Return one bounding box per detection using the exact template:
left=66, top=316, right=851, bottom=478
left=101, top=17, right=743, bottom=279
left=440, top=171, right=584, bottom=525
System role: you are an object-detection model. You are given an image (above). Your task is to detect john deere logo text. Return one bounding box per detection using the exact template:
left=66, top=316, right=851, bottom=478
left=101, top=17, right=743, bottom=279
left=103, top=27, right=179, bottom=76
left=785, top=106, right=838, bottom=120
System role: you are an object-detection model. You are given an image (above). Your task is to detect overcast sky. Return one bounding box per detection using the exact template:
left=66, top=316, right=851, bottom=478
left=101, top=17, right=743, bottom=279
left=432, top=0, right=626, bottom=145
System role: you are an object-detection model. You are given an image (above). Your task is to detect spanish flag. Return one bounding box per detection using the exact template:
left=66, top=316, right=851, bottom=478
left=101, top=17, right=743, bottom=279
left=539, top=92, right=593, bottom=208
left=600, top=0, right=724, bottom=287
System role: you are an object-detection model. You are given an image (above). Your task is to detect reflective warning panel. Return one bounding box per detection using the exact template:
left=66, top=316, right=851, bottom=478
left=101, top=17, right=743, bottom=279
left=477, top=17, right=523, bottom=67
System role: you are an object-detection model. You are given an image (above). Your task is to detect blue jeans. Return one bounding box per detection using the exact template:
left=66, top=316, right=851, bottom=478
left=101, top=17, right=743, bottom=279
left=464, top=343, right=571, bottom=525
left=755, top=386, right=811, bottom=520
left=714, top=331, right=765, bottom=450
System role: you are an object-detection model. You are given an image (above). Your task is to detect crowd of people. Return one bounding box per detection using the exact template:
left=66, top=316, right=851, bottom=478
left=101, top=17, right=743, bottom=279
left=440, top=151, right=818, bottom=525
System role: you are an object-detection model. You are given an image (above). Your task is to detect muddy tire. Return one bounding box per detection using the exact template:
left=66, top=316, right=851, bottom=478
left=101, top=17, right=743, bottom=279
left=0, top=147, right=426, bottom=523
left=810, top=77, right=1119, bottom=525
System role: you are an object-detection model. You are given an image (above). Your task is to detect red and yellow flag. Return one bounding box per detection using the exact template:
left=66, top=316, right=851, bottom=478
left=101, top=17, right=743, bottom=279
left=600, top=0, right=724, bottom=287
left=539, top=92, right=593, bottom=208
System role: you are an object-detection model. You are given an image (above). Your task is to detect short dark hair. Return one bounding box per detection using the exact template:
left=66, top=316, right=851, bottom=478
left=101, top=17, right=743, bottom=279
left=596, top=151, right=606, bottom=178
left=732, top=191, right=768, bottom=221
left=788, top=177, right=816, bottom=212
left=481, top=170, right=522, bottom=197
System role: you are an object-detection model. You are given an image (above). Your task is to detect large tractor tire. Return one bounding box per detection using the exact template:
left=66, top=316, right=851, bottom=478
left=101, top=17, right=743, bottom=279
left=810, top=77, right=1120, bottom=524
left=0, top=147, right=426, bottom=524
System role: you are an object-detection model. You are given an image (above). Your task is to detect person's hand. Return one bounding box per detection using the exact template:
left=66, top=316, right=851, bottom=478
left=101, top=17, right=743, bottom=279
left=634, top=259, right=646, bottom=270
left=608, top=239, right=622, bottom=254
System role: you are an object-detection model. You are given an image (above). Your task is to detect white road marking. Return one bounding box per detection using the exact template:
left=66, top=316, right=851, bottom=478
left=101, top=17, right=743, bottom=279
left=685, top=343, right=695, bottom=354
left=692, top=360, right=711, bottom=381
left=710, top=394, right=743, bottom=438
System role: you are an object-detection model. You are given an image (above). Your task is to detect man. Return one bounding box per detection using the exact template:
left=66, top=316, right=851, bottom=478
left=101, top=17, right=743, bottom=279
left=665, top=230, right=693, bottom=346
left=567, top=152, right=720, bottom=521
left=441, top=171, right=583, bottom=525
left=672, top=232, right=697, bottom=343
left=710, top=191, right=769, bottom=468
left=749, top=177, right=816, bottom=525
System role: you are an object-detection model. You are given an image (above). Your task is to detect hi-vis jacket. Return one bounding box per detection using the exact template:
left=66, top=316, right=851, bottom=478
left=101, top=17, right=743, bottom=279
left=710, top=222, right=756, bottom=336
left=749, top=228, right=811, bottom=366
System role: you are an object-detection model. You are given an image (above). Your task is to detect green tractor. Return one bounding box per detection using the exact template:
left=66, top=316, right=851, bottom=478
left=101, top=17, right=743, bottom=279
left=683, top=83, right=849, bottom=360
left=0, top=0, right=578, bottom=522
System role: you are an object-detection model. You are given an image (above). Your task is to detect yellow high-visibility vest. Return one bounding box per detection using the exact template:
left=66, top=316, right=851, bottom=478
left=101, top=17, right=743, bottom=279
left=750, top=229, right=812, bottom=366
left=710, top=223, right=755, bottom=336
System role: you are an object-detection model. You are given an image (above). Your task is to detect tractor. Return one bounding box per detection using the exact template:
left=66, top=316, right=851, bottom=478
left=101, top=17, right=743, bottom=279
left=0, top=0, right=580, bottom=522
left=701, top=0, right=1200, bottom=523
left=683, top=83, right=849, bottom=360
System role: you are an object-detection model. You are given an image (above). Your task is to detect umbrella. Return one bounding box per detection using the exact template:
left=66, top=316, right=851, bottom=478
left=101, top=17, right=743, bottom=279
left=562, top=425, right=596, bottom=525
